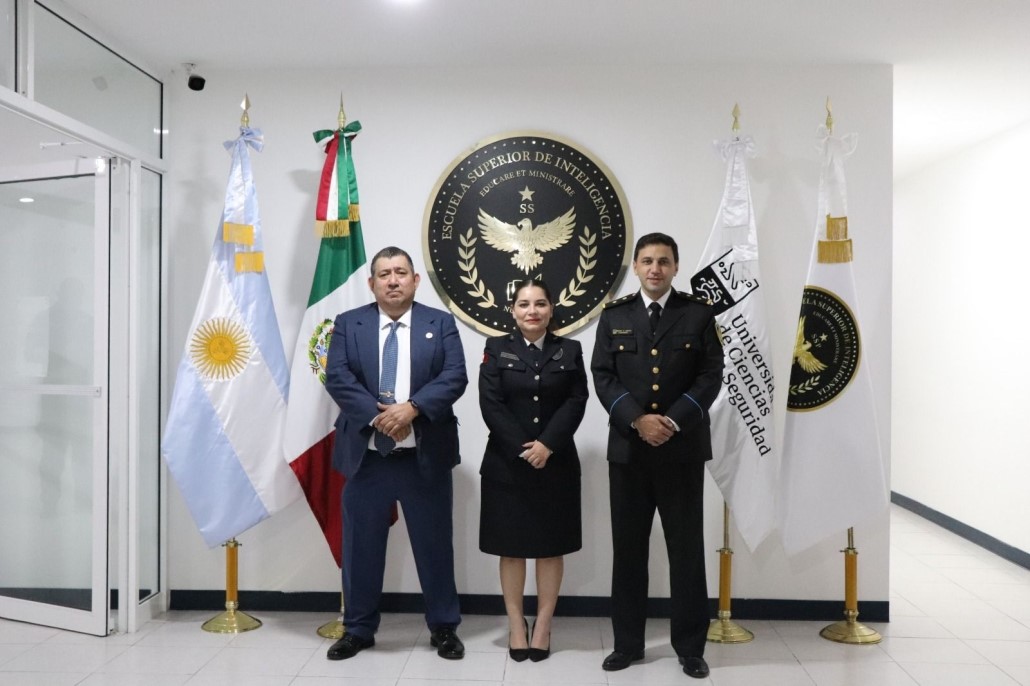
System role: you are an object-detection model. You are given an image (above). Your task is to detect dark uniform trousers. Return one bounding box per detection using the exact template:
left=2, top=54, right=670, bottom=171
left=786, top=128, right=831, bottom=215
left=591, top=290, right=724, bottom=659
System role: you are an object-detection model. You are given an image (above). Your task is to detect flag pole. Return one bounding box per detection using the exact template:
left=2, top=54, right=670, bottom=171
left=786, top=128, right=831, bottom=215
left=814, top=100, right=880, bottom=644
left=707, top=502, right=754, bottom=643
left=819, top=527, right=882, bottom=644
left=313, top=95, right=351, bottom=642
left=706, top=105, right=756, bottom=644
left=201, top=538, right=262, bottom=633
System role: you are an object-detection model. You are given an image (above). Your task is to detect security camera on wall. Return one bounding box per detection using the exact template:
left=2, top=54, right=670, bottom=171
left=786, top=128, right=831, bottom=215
left=184, top=63, right=205, bottom=92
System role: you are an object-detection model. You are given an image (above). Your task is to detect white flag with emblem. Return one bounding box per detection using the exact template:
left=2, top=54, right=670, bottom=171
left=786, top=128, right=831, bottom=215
left=779, top=125, right=888, bottom=555
left=691, top=133, right=777, bottom=552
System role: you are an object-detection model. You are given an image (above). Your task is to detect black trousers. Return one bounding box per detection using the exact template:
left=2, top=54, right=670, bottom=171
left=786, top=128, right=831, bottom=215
left=608, top=454, right=709, bottom=658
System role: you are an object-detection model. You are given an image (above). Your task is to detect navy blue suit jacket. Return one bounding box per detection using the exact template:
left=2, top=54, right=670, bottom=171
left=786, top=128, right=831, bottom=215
left=324, top=301, right=468, bottom=479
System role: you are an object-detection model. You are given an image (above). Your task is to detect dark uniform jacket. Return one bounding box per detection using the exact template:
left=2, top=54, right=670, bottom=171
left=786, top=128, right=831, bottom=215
left=591, top=289, right=723, bottom=463
left=479, top=332, right=588, bottom=485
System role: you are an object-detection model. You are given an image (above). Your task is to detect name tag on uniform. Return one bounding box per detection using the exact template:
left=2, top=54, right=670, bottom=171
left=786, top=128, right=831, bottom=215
left=612, top=328, right=633, bottom=335
left=500, top=351, right=520, bottom=360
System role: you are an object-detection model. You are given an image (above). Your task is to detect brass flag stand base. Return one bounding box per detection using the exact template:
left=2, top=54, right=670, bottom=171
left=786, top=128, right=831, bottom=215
left=820, top=528, right=881, bottom=645
left=708, top=610, right=755, bottom=643
left=707, top=503, right=754, bottom=644
left=202, top=602, right=263, bottom=634
left=820, top=609, right=881, bottom=644
left=202, top=539, right=262, bottom=634
left=317, top=593, right=345, bottom=639
left=317, top=617, right=344, bottom=639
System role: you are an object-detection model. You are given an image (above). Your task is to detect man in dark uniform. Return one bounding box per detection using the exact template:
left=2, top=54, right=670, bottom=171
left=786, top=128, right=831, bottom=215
left=591, top=232, right=723, bottom=679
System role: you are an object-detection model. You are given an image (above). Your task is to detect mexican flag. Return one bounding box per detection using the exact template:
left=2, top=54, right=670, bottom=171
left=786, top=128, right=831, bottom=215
left=284, top=120, right=368, bottom=566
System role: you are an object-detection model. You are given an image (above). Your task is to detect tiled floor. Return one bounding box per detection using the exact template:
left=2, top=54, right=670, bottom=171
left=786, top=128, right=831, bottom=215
left=1, top=505, right=1028, bottom=685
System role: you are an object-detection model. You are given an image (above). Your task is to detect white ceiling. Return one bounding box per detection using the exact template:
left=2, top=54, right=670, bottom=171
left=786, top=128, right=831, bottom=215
left=56, top=0, right=1030, bottom=178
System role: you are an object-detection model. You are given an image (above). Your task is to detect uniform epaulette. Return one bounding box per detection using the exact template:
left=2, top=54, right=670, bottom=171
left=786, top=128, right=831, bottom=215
left=603, top=292, right=638, bottom=309
left=674, top=290, right=714, bottom=306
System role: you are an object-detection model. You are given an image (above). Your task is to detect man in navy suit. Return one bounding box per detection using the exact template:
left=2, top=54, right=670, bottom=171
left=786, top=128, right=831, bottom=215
left=324, top=246, right=468, bottom=661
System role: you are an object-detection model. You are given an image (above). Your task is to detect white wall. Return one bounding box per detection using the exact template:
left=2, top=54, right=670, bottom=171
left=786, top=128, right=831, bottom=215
left=894, top=123, right=1030, bottom=554
left=164, top=63, right=893, bottom=604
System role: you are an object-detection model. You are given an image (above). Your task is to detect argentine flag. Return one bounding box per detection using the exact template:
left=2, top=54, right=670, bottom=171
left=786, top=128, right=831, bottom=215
left=163, top=126, right=301, bottom=547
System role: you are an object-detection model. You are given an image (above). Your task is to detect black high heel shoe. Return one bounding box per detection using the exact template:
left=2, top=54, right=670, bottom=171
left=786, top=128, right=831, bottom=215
left=509, top=618, right=530, bottom=662
left=528, top=619, right=551, bottom=662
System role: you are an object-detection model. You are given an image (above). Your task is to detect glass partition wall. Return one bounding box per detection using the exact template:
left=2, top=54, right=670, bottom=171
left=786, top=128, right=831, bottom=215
left=0, top=0, right=13, bottom=89
left=0, top=0, right=164, bottom=635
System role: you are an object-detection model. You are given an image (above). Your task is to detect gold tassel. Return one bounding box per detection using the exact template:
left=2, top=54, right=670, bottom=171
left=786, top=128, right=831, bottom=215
left=315, top=220, right=351, bottom=238
left=235, top=252, right=265, bottom=273
left=223, top=222, right=255, bottom=246
left=818, top=214, right=853, bottom=264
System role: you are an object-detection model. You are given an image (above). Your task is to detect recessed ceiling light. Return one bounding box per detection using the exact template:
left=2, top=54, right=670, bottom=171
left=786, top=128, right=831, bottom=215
left=19, top=197, right=34, bottom=203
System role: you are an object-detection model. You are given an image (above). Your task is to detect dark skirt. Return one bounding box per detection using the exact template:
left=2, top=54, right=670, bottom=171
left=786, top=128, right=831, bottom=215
left=479, top=475, right=582, bottom=558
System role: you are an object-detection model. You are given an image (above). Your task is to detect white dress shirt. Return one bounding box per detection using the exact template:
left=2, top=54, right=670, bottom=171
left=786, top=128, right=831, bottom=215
left=368, top=307, right=417, bottom=450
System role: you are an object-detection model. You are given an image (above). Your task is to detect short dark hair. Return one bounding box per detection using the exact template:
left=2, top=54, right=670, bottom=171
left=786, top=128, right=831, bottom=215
left=508, top=278, right=554, bottom=307
left=370, top=246, right=414, bottom=274
left=633, top=232, right=679, bottom=264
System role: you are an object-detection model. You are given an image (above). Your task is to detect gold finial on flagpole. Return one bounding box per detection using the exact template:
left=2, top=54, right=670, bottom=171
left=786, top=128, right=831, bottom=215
left=825, top=97, right=833, bottom=133
left=240, top=95, right=251, bottom=128
left=731, top=103, right=741, bottom=134
left=338, top=93, right=347, bottom=130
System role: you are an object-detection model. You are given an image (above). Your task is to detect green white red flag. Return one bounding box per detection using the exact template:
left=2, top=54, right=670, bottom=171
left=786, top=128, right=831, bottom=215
left=284, top=120, right=368, bottom=566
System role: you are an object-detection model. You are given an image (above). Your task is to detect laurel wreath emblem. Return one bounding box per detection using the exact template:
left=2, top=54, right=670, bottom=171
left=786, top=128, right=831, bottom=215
left=557, top=226, right=597, bottom=308
left=789, top=375, right=821, bottom=396
left=458, top=229, right=497, bottom=309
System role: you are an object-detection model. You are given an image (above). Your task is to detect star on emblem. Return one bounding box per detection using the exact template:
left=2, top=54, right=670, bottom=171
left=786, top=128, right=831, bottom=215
left=793, top=316, right=828, bottom=374
left=518, top=186, right=535, bottom=201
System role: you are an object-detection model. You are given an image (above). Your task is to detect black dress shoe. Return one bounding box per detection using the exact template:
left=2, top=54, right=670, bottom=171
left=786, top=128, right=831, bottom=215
left=601, top=649, right=644, bottom=671
left=430, top=627, right=465, bottom=660
left=326, top=632, right=374, bottom=660
left=509, top=618, right=530, bottom=662
left=681, top=655, right=710, bottom=679
left=528, top=619, right=550, bottom=662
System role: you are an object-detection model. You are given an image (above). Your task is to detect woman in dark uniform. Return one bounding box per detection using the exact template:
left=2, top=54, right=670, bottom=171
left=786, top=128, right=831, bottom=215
left=479, top=278, right=588, bottom=662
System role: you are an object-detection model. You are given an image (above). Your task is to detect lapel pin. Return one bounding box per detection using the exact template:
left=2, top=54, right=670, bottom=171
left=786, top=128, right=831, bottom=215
left=426, top=332, right=433, bottom=338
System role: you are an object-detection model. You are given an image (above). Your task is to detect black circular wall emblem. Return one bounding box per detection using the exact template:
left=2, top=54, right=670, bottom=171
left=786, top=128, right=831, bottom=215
left=787, top=286, right=861, bottom=412
left=423, top=131, right=632, bottom=336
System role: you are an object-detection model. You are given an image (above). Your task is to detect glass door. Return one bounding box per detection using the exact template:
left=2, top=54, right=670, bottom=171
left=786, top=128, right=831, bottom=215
left=0, top=162, right=111, bottom=636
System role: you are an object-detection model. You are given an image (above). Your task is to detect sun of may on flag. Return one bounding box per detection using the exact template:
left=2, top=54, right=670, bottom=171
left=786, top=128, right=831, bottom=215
left=283, top=118, right=371, bottom=567
left=162, top=124, right=301, bottom=547
left=690, top=131, right=777, bottom=552
left=778, top=121, right=888, bottom=556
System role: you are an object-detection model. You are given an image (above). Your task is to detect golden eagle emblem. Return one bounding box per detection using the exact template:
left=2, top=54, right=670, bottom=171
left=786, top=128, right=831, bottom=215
left=478, top=207, right=576, bottom=273
left=793, top=316, right=827, bottom=374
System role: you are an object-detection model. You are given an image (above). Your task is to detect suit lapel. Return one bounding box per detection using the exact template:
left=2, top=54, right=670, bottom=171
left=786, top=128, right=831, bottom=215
left=629, top=295, right=652, bottom=342
left=653, top=291, right=685, bottom=343
left=503, top=335, right=534, bottom=368
left=539, top=333, right=562, bottom=367
left=409, top=303, right=430, bottom=392
left=357, top=304, right=381, bottom=394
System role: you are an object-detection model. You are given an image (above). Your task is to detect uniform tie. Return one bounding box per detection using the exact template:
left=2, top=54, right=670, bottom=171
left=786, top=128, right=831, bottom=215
left=529, top=341, right=542, bottom=367
left=375, top=321, right=400, bottom=455
left=648, top=301, right=662, bottom=334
